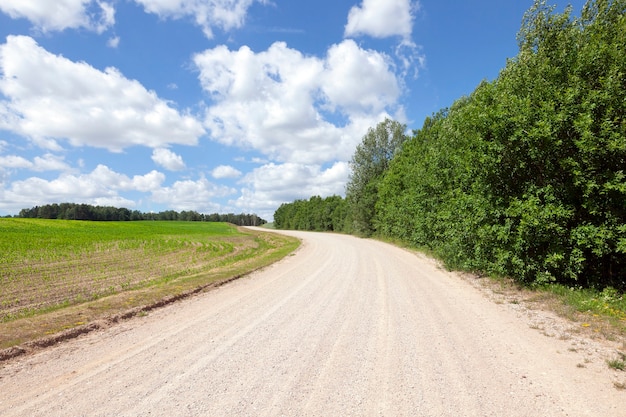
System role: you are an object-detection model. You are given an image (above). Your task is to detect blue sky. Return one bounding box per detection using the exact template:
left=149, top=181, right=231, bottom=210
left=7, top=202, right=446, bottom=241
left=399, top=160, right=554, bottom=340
left=0, top=0, right=585, bottom=220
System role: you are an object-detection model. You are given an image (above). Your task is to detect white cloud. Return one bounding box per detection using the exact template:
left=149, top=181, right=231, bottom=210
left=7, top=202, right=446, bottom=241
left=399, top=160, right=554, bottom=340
left=76, top=164, right=166, bottom=192
left=133, top=0, right=267, bottom=39
left=0, top=153, right=71, bottom=172
left=32, top=154, right=72, bottom=172
left=0, top=155, right=31, bottom=170
left=107, top=36, right=120, bottom=48
left=0, top=164, right=165, bottom=212
left=194, top=40, right=401, bottom=165
left=395, top=41, right=426, bottom=79
left=0, top=0, right=115, bottom=33
left=151, top=176, right=235, bottom=212
left=0, top=163, right=236, bottom=215
left=345, top=0, right=418, bottom=40
left=151, top=148, right=186, bottom=171
left=234, top=161, right=350, bottom=220
left=321, top=40, right=400, bottom=114
left=211, top=165, right=242, bottom=179
left=130, top=170, right=167, bottom=192
left=0, top=36, right=205, bottom=152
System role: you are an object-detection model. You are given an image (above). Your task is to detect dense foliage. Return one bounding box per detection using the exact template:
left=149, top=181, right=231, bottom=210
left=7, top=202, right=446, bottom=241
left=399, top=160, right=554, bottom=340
left=16, top=203, right=266, bottom=226
left=377, top=0, right=626, bottom=289
left=275, top=0, right=626, bottom=290
left=273, top=195, right=348, bottom=232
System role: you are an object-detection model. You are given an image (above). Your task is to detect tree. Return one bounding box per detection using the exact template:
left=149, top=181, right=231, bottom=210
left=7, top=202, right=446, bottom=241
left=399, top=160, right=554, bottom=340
left=273, top=195, right=348, bottom=232
left=375, top=0, right=626, bottom=289
left=346, top=118, right=408, bottom=236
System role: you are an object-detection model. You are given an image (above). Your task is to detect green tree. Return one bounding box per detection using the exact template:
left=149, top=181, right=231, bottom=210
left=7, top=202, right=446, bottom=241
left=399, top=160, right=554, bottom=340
left=273, top=195, right=348, bottom=232
left=375, top=0, right=626, bottom=289
left=488, top=0, right=626, bottom=287
left=346, top=118, right=408, bottom=236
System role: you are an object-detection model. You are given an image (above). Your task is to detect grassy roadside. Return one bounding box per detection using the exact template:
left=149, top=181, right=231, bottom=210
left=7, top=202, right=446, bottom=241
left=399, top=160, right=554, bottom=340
left=0, top=221, right=299, bottom=353
left=472, top=274, right=626, bottom=339
left=534, top=284, right=626, bottom=339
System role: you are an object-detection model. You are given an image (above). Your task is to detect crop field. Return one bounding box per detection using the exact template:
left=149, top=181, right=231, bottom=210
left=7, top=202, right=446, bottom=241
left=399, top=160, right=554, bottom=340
left=0, top=219, right=297, bottom=327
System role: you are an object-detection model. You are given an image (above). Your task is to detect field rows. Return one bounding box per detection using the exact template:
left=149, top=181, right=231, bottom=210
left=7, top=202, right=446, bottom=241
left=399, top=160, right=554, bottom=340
left=0, top=219, right=262, bottom=322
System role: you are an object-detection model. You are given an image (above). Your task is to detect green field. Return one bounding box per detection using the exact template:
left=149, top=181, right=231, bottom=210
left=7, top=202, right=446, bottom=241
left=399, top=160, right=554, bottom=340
left=0, top=219, right=299, bottom=348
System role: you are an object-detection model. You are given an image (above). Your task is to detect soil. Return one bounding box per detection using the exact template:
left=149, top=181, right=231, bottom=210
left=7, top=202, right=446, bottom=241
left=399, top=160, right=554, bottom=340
left=0, top=230, right=624, bottom=416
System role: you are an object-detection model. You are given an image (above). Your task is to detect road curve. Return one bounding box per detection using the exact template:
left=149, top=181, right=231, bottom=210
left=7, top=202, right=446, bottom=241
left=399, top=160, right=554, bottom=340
left=0, top=230, right=623, bottom=416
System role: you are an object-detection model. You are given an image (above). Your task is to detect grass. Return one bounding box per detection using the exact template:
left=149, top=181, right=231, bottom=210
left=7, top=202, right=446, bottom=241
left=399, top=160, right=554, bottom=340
left=450, top=264, right=626, bottom=339
left=607, top=351, right=626, bottom=371
left=489, top=278, right=626, bottom=372
left=607, top=357, right=626, bottom=371
left=0, top=219, right=299, bottom=350
left=538, top=284, right=626, bottom=336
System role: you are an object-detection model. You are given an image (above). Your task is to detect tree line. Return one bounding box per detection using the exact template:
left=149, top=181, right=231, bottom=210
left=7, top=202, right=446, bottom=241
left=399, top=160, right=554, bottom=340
left=274, top=0, right=626, bottom=291
left=16, top=203, right=266, bottom=226
left=274, top=195, right=348, bottom=232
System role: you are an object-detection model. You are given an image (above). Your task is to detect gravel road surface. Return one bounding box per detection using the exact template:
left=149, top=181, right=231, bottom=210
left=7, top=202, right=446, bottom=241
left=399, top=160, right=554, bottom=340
left=0, top=230, right=624, bottom=416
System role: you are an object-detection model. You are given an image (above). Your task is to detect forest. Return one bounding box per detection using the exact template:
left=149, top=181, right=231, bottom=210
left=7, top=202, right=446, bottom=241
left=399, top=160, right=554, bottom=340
left=15, top=203, right=266, bottom=226
left=274, top=0, right=626, bottom=291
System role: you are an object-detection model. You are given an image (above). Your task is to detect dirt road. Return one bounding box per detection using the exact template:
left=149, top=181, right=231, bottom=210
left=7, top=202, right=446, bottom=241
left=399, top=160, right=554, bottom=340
left=0, top=230, right=624, bottom=416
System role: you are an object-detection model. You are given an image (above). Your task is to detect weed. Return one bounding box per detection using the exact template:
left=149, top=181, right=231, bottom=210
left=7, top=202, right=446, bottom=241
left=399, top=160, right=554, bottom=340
left=607, top=352, right=626, bottom=371
left=545, top=285, right=626, bottom=323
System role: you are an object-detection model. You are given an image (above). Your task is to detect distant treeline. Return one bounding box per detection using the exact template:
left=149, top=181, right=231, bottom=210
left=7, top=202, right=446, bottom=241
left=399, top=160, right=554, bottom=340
left=16, top=203, right=266, bottom=226
left=274, top=195, right=348, bottom=232
left=275, top=0, right=626, bottom=291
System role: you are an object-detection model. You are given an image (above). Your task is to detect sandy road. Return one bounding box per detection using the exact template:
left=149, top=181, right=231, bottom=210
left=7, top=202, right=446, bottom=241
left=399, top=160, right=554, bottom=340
left=0, top=230, right=624, bottom=416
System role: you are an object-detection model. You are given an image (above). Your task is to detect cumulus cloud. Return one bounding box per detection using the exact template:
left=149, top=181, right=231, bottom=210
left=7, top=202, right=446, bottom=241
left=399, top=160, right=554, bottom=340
left=345, top=0, right=418, bottom=40
left=32, top=154, right=73, bottom=172
left=321, top=40, right=400, bottom=114
left=194, top=40, right=400, bottom=165
left=211, top=165, right=242, bottom=179
left=233, top=162, right=350, bottom=219
left=0, top=153, right=72, bottom=172
left=0, top=155, right=31, bottom=170
left=133, top=0, right=267, bottom=39
left=0, top=0, right=115, bottom=33
left=131, top=170, right=167, bottom=192
left=0, top=163, right=234, bottom=214
left=73, top=164, right=166, bottom=192
left=0, top=164, right=165, bottom=212
left=151, top=148, right=186, bottom=171
left=151, top=176, right=236, bottom=212
left=0, top=36, right=205, bottom=152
